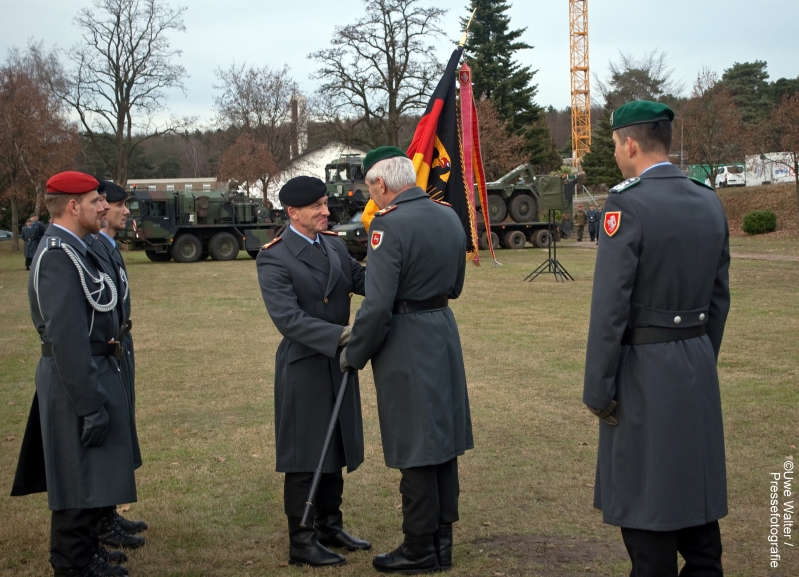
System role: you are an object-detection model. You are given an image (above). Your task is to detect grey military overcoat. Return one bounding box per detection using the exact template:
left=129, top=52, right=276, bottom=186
left=583, top=163, right=731, bottom=531
left=346, top=187, right=474, bottom=470
left=12, top=226, right=138, bottom=510
left=21, top=225, right=40, bottom=258
left=88, top=233, right=141, bottom=468
left=257, top=227, right=366, bottom=473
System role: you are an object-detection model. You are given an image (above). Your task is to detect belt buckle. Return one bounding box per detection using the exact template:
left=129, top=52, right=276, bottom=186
left=110, top=340, right=122, bottom=359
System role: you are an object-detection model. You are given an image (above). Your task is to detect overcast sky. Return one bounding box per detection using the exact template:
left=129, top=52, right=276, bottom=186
left=2, top=0, right=797, bottom=125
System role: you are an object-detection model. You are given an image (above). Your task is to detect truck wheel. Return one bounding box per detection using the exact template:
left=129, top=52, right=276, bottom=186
left=531, top=229, right=552, bottom=249
left=145, top=250, right=172, bottom=262
left=509, top=194, right=538, bottom=223
left=209, top=232, right=240, bottom=261
left=171, top=234, right=202, bottom=263
left=490, top=231, right=500, bottom=250
left=247, top=249, right=260, bottom=259
left=503, top=230, right=527, bottom=250
left=487, top=195, right=507, bottom=224
left=478, top=232, right=489, bottom=250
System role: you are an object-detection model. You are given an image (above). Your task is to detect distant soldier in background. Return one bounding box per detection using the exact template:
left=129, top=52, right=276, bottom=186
left=573, top=204, right=587, bottom=241
left=586, top=206, right=600, bottom=243
left=21, top=218, right=38, bottom=270
left=583, top=101, right=730, bottom=577
left=12, top=171, right=139, bottom=577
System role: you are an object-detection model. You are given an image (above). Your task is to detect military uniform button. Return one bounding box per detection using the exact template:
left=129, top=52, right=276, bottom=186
left=674, top=316, right=682, bottom=324
left=348, top=292, right=353, bottom=298
left=699, top=313, right=706, bottom=321
left=324, top=298, right=329, bottom=304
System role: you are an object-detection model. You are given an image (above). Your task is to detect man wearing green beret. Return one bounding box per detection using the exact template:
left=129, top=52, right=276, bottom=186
left=582, top=100, right=731, bottom=576
left=342, top=146, right=473, bottom=574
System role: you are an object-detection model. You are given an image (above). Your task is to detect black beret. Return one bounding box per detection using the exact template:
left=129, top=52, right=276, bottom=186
left=98, top=180, right=128, bottom=203
left=279, top=176, right=327, bottom=207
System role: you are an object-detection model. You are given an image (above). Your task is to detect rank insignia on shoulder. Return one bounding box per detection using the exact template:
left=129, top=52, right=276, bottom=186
left=262, top=237, right=282, bottom=250
left=432, top=199, right=452, bottom=207
left=610, top=177, right=641, bottom=194
left=604, top=211, right=622, bottom=237
left=47, top=237, right=62, bottom=249
left=370, top=230, right=384, bottom=250
left=375, top=205, right=397, bottom=216
left=689, top=177, right=715, bottom=191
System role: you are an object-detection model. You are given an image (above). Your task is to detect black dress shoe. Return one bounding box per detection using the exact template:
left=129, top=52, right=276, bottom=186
left=434, top=524, right=453, bottom=571
left=113, top=511, right=148, bottom=534
left=316, top=513, right=372, bottom=551
left=98, top=518, right=146, bottom=550
left=53, top=555, right=129, bottom=577
left=97, top=545, right=128, bottom=564
left=288, top=517, right=345, bottom=567
left=372, top=533, right=440, bottom=574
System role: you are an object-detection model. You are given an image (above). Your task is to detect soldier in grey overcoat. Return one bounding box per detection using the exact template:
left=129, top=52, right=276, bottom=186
left=257, top=176, right=369, bottom=567
left=11, top=171, right=138, bottom=577
left=583, top=101, right=730, bottom=576
left=21, top=218, right=39, bottom=269
left=342, top=147, right=473, bottom=574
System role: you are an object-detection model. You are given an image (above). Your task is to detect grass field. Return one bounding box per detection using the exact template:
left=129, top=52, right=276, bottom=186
left=0, top=237, right=797, bottom=577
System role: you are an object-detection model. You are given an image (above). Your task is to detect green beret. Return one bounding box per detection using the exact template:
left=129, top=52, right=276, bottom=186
left=611, top=100, right=674, bottom=131
left=279, top=176, right=327, bottom=207
left=363, top=146, right=408, bottom=176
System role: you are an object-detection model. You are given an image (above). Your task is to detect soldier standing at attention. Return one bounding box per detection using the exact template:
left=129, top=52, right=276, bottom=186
left=341, top=147, right=473, bottom=574
left=257, top=176, right=369, bottom=567
left=11, top=171, right=139, bottom=577
left=86, top=181, right=148, bottom=555
left=586, top=205, right=599, bottom=243
left=21, top=218, right=37, bottom=270
left=573, top=204, right=587, bottom=241
left=583, top=101, right=730, bottom=577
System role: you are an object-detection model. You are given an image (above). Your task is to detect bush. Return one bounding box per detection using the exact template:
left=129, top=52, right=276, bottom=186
left=741, top=210, right=777, bottom=235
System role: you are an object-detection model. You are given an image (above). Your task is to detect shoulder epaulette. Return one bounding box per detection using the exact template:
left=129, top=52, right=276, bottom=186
left=432, top=199, right=452, bottom=207
left=610, top=177, right=641, bottom=194
left=262, top=237, right=282, bottom=250
left=374, top=205, right=398, bottom=216
left=47, top=237, right=62, bottom=249
left=689, top=177, right=715, bottom=191
left=319, top=230, right=338, bottom=236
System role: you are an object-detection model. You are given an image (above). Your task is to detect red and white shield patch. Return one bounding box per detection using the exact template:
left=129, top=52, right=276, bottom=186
left=370, top=230, right=384, bottom=250
left=604, top=211, right=622, bottom=237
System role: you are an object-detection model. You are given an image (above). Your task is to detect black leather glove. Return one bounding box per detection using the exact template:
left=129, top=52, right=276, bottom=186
left=339, top=346, right=352, bottom=373
left=587, top=400, right=618, bottom=426
left=81, top=406, right=110, bottom=447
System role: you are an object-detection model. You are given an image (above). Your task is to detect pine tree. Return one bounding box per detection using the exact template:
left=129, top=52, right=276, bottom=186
left=461, top=0, right=558, bottom=171
left=582, top=109, right=622, bottom=187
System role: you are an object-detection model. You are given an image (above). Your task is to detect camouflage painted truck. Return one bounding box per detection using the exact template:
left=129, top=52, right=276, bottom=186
left=324, top=154, right=370, bottom=261
left=477, top=164, right=575, bottom=250
left=117, top=189, right=283, bottom=263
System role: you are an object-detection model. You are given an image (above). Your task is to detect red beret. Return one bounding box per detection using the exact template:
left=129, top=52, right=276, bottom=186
left=46, top=171, right=99, bottom=195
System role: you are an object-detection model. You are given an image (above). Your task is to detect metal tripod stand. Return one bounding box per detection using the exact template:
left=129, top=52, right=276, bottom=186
left=525, top=210, right=574, bottom=283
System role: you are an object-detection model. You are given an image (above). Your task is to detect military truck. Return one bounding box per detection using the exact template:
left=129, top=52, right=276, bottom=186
left=324, top=154, right=370, bottom=260
left=476, top=165, right=574, bottom=250
left=117, top=189, right=283, bottom=263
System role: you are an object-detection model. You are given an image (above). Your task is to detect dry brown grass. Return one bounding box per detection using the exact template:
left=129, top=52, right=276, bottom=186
left=0, top=242, right=797, bottom=577
left=719, top=183, right=798, bottom=238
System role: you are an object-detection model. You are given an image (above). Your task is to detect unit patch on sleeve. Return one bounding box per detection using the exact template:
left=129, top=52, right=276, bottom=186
left=370, top=230, right=384, bottom=250
left=604, top=211, right=622, bottom=237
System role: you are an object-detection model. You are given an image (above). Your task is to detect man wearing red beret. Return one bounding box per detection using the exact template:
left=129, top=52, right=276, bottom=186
left=12, top=171, right=139, bottom=577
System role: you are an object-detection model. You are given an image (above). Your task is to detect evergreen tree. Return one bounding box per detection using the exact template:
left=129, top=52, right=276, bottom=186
left=461, top=0, right=558, bottom=170
left=582, top=109, right=622, bottom=187
left=721, top=61, right=771, bottom=125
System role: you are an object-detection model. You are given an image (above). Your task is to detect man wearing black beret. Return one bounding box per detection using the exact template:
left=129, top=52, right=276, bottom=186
left=583, top=101, right=730, bottom=576
left=256, top=175, right=369, bottom=567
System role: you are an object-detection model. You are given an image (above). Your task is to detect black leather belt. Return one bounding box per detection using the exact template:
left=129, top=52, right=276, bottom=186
left=41, top=341, right=122, bottom=359
left=621, top=325, right=706, bottom=346
left=393, top=295, right=448, bottom=314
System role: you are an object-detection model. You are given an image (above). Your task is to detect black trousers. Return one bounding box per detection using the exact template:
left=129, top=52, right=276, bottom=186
left=399, top=457, right=459, bottom=535
left=621, top=521, right=723, bottom=577
left=50, top=508, right=101, bottom=569
left=25, top=257, right=33, bottom=269
left=284, top=470, right=344, bottom=521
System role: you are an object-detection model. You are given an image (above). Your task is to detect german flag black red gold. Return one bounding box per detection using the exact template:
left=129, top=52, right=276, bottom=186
left=405, top=47, right=476, bottom=256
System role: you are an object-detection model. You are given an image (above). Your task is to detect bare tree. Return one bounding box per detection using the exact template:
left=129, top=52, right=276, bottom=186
left=596, top=50, right=684, bottom=109
left=0, top=51, right=78, bottom=251
left=475, top=97, right=528, bottom=181
left=309, top=0, right=446, bottom=148
left=767, top=93, right=799, bottom=224
left=683, top=69, right=744, bottom=190
left=51, top=0, right=190, bottom=187
left=218, top=133, right=278, bottom=196
left=213, top=63, right=303, bottom=184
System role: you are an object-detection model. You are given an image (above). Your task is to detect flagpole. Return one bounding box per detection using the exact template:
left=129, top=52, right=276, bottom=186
left=459, top=8, right=477, bottom=47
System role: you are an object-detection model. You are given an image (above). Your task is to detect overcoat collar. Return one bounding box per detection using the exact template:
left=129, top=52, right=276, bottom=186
left=639, top=163, right=686, bottom=180
left=46, top=226, right=88, bottom=256
left=320, top=234, right=342, bottom=298
left=282, top=226, right=332, bottom=279
left=391, top=186, right=429, bottom=205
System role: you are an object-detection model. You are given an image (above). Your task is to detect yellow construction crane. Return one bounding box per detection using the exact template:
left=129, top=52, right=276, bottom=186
left=569, top=0, right=591, bottom=169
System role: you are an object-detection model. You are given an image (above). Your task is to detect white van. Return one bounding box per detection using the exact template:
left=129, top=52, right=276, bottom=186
left=705, top=165, right=745, bottom=188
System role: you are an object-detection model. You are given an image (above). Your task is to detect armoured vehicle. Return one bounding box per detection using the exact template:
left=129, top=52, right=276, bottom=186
left=324, top=154, right=370, bottom=260
left=117, top=189, right=283, bottom=263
